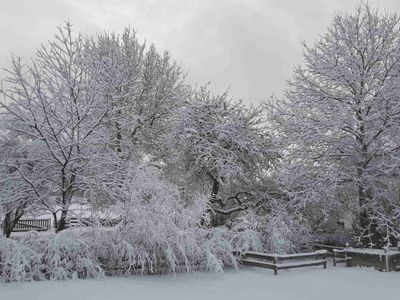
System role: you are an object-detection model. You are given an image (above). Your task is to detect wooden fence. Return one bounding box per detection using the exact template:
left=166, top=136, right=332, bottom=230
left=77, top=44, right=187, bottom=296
left=235, top=250, right=328, bottom=275
left=11, top=219, right=51, bottom=232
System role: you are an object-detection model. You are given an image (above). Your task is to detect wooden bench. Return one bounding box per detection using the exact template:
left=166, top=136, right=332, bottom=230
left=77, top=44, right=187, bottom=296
left=235, top=250, right=328, bottom=275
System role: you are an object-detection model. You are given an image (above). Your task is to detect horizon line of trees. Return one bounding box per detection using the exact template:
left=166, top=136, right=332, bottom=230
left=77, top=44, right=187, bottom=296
left=1, top=2, right=399, bottom=249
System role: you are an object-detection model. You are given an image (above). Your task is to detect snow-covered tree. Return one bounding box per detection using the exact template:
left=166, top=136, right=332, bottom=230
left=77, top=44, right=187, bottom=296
left=0, top=23, right=188, bottom=235
left=74, top=28, right=189, bottom=218
left=168, top=86, right=277, bottom=223
left=84, top=28, right=187, bottom=161
left=268, top=3, right=400, bottom=246
left=0, top=23, right=108, bottom=232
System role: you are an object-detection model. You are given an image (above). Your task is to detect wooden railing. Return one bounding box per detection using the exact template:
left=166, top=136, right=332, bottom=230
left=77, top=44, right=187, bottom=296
left=12, top=219, right=51, bottom=232
left=333, top=249, right=352, bottom=267
left=1, top=216, right=120, bottom=233
left=235, top=250, right=328, bottom=275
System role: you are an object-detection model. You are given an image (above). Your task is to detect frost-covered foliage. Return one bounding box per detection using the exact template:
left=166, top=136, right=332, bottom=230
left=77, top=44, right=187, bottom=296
left=0, top=23, right=108, bottom=232
left=0, top=232, right=103, bottom=282
left=231, top=205, right=312, bottom=254
left=267, top=3, right=400, bottom=246
left=0, top=22, right=187, bottom=234
left=165, top=86, right=277, bottom=225
left=89, top=164, right=257, bottom=274
left=262, top=211, right=312, bottom=254
left=0, top=163, right=262, bottom=282
left=84, top=28, right=186, bottom=159
left=0, top=207, right=259, bottom=282
left=93, top=226, right=241, bottom=275
left=169, top=87, right=275, bottom=189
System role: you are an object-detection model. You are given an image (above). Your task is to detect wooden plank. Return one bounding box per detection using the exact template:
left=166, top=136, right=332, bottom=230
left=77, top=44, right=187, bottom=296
left=241, top=258, right=327, bottom=274
left=311, top=243, right=345, bottom=250
left=333, top=249, right=347, bottom=253
left=274, top=251, right=327, bottom=260
left=276, top=259, right=327, bottom=269
left=240, top=259, right=276, bottom=269
left=245, top=250, right=327, bottom=262
left=334, top=258, right=352, bottom=263
left=244, top=251, right=277, bottom=261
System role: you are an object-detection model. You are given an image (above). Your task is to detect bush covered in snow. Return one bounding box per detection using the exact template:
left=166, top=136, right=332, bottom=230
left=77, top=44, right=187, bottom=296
left=0, top=226, right=258, bottom=282
left=87, top=165, right=259, bottom=276
left=231, top=206, right=313, bottom=254
left=0, top=231, right=103, bottom=282
left=0, top=165, right=261, bottom=282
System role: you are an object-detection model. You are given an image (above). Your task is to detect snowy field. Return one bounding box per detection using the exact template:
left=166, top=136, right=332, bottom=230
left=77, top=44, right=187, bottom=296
left=1, top=264, right=399, bottom=300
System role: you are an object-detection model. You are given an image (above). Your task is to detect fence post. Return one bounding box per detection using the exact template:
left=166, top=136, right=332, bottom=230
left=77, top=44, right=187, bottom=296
left=384, top=247, right=389, bottom=272
left=333, top=250, right=337, bottom=267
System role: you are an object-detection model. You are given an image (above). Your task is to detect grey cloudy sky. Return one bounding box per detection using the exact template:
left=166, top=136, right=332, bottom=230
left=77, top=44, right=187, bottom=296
left=1, top=0, right=400, bottom=104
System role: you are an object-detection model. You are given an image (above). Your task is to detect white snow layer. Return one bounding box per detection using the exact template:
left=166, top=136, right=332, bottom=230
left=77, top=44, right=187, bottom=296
left=1, top=264, right=399, bottom=300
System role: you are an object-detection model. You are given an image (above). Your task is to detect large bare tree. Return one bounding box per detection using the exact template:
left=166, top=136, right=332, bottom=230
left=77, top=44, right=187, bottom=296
left=269, top=4, right=400, bottom=246
left=0, top=23, right=108, bottom=232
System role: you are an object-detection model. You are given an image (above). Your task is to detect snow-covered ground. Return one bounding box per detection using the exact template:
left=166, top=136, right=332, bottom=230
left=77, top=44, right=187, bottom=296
left=1, top=263, right=399, bottom=300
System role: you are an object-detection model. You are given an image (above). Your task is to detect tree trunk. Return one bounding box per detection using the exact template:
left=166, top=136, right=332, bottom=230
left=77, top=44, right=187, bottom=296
left=3, top=212, right=14, bottom=238
left=55, top=169, right=75, bottom=233
left=52, top=212, right=58, bottom=232
left=211, top=177, right=220, bottom=195
left=56, top=209, right=68, bottom=233
left=356, top=168, right=382, bottom=247
left=2, top=206, right=25, bottom=238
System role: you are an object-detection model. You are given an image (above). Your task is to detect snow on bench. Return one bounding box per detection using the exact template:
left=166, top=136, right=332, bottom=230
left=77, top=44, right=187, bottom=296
left=235, top=250, right=328, bottom=275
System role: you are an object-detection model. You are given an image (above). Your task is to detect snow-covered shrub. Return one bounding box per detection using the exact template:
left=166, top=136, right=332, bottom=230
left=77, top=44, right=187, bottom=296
left=87, top=229, right=154, bottom=275
left=229, top=216, right=263, bottom=254
left=0, top=164, right=265, bottom=282
left=231, top=206, right=312, bottom=254
left=0, top=235, right=42, bottom=282
left=37, top=231, right=104, bottom=280
left=262, top=212, right=311, bottom=254
left=87, top=223, right=242, bottom=276
left=0, top=232, right=103, bottom=282
left=86, top=164, right=258, bottom=275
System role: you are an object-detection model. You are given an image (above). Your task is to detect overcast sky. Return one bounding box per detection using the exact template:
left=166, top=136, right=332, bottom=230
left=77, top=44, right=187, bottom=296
left=1, top=0, right=400, bottom=104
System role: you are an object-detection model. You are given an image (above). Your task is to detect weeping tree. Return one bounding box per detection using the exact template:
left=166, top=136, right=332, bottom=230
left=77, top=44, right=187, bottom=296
left=269, top=3, right=400, bottom=246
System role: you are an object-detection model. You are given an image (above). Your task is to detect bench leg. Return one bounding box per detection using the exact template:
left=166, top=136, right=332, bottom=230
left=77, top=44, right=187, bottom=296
left=274, top=267, right=278, bottom=275
left=323, top=261, right=327, bottom=269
